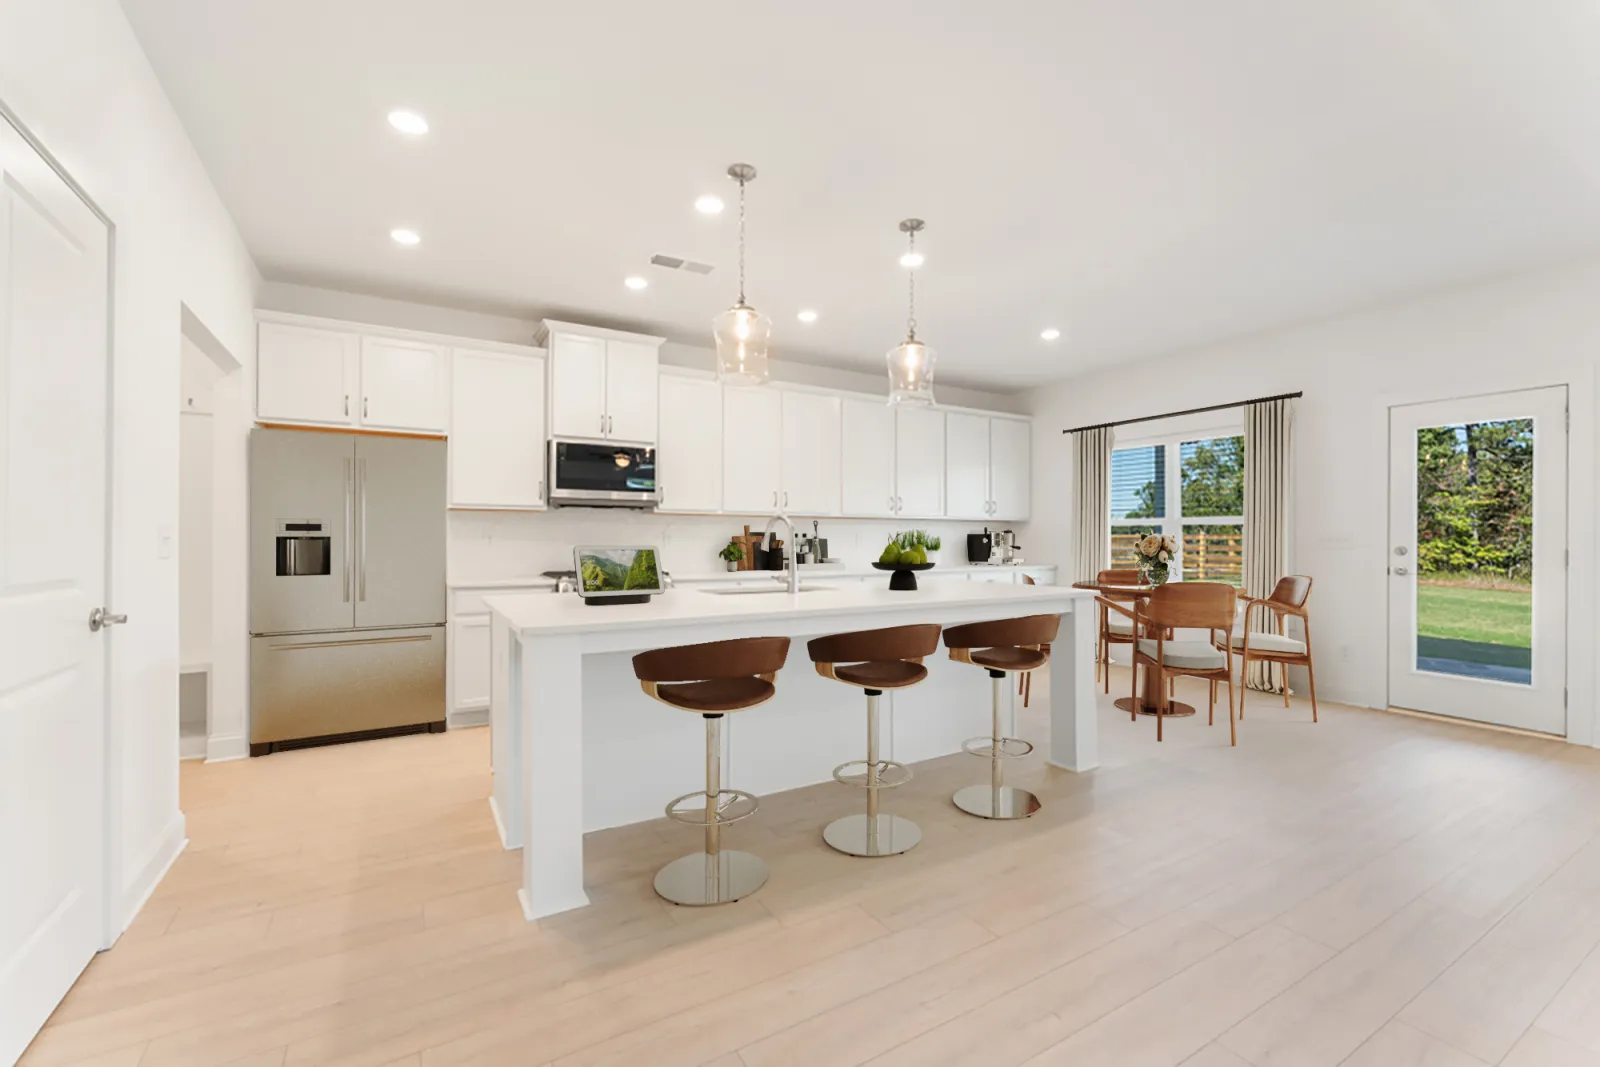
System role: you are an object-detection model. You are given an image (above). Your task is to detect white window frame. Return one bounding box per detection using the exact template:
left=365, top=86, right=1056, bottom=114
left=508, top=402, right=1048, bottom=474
left=1111, top=419, right=1244, bottom=580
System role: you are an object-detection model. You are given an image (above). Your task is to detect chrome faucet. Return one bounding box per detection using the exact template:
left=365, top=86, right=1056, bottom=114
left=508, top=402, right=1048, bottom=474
left=761, top=511, right=800, bottom=594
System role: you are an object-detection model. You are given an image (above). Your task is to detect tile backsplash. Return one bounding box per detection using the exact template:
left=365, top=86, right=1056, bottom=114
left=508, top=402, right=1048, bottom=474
left=448, top=509, right=1018, bottom=581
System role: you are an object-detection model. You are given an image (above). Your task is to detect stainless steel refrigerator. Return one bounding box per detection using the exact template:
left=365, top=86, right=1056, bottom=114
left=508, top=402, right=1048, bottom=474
left=249, top=428, right=446, bottom=755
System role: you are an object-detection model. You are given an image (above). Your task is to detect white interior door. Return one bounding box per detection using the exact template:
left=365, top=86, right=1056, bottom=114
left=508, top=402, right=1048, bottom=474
left=0, top=116, right=112, bottom=1065
left=1387, top=386, right=1567, bottom=734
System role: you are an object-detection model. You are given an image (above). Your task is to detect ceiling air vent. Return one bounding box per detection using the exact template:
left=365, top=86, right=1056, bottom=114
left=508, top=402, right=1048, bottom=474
left=650, top=254, right=715, bottom=275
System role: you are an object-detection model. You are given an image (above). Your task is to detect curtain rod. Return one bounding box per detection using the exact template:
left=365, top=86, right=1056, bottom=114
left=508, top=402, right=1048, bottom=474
left=1061, top=390, right=1303, bottom=435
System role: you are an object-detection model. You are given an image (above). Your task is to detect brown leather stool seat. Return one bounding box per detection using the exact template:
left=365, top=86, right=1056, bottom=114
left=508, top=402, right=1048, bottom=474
left=633, top=636, right=790, bottom=905
left=943, top=614, right=1061, bottom=820
left=807, top=623, right=942, bottom=857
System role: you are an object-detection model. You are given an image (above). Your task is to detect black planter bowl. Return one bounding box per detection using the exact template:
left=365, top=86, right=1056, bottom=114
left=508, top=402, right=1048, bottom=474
left=871, top=561, right=936, bottom=591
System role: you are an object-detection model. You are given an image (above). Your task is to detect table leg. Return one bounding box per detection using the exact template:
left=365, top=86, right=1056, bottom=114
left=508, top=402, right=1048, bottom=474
left=517, top=632, right=592, bottom=921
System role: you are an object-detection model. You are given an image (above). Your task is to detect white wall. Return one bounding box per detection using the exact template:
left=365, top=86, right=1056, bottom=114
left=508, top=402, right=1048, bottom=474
left=178, top=337, right=215, bottom=667
left=258, top=281, right=1029, bottom=414
left=1025, top=257, right=1599, bottom=747
left=1, top=0, right=260, bottom=931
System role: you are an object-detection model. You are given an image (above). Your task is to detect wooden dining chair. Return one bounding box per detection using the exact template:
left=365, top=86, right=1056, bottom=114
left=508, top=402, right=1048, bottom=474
left=1130, top=582, right=1237, bottom=744
left=1092, top=568, right=1145, bottom=693
left=1213, top=576, right=1318, bottom=723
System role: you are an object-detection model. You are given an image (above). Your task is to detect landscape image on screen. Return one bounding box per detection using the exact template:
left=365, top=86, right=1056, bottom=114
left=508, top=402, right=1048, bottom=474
left=578, top=547, right=660, bottom=594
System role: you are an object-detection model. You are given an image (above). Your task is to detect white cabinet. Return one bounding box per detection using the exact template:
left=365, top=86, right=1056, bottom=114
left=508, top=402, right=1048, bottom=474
left=990, top=417, right=1031, bottom=521
left=452, top=617, right=491, bottom=710
left=779, top=391, right=841, bottom=515
left=841, top=399, right=897, bottom=518
left=256, top=320, right=447, bottom=434
left=945, top=412, right=992, bottom=519
left=658, top=374, right=723, bottom=512
left=894, top=407, right=945, bottom=518
left=548, top=333, right=607, bottom=439
left=604, top=340, right=660, bottom=443
left=257, top=322, right=359, bottom=427
left=544, top=323, right=662, bottom=443
left=722, top=387, right=783, bottom=512
left=360, top=337, right=449, bottom=433
left=449, top=348, right=546, bottom=509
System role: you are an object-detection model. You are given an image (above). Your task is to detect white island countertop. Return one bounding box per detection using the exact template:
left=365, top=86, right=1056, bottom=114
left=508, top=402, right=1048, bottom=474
left=484, top=578, right=1089, bottom=639
left=450, top=562, right=1056, bottom=590
left=486, top=579, right=1099, bottom=921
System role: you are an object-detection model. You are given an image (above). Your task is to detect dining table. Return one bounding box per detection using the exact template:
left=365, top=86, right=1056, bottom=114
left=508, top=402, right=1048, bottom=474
left=1074, top=579, right=1198, bottom=719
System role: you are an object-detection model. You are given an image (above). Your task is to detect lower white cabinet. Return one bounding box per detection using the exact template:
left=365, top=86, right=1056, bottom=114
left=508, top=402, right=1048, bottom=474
left=658, top=374, right=723, bottom=512
left=359, top=336, right=450, bottom=433
left=451, top=617, right=491, bottom=712
left=895, top=407, right=945, bottom=518
left=449, top=348, right=547, bottom=509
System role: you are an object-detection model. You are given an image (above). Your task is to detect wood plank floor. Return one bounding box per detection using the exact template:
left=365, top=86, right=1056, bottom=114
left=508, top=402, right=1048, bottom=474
left=21, top=669, right=1600, bottom=1067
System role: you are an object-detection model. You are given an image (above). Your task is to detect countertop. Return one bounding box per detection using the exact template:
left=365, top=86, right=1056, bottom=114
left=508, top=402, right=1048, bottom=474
left=485, top=578, right=1089, bottom=638
left=450, top=561, right=1056, bottom=590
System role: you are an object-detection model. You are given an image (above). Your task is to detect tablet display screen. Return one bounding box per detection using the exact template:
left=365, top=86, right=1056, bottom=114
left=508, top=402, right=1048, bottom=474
left=574, top=546, right=662, bottom=597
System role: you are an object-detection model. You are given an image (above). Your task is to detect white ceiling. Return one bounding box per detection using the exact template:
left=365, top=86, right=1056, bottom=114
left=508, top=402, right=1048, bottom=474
left=121, top=0, right=1600, bottom=390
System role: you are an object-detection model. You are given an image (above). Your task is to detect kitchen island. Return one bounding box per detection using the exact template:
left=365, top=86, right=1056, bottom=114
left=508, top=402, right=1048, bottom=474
left=486, top=579, right=1096, bottom=920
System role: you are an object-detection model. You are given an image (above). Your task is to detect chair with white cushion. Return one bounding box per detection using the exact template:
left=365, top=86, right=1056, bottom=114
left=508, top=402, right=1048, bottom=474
left=1129, top=582, right=1237, bottom=744
left=1216, top=576, right=1318, bottom=724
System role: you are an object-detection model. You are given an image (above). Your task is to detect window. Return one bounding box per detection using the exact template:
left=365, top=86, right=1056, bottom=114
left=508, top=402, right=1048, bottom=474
left=1111, top=433, right=1244, bottom=584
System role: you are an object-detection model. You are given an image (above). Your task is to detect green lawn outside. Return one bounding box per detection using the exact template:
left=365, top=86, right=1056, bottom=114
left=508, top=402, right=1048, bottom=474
left=1416, top=581, right=1532, bottom=648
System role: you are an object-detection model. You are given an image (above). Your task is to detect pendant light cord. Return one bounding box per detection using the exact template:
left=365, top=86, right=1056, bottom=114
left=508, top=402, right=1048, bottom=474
left=906, top=229, right=917, bottom=341
left=737, top=177, right=747, bottom=305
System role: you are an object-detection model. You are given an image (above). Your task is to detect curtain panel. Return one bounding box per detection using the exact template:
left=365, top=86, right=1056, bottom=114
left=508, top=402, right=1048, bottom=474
left=1072, top=426, right=1112, bottom=583
left=1242, top=397, right=1295, bottom=692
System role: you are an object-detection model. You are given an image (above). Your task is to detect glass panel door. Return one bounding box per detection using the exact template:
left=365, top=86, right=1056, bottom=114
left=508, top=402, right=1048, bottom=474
left=1387, top=387, right=1566, bottom=734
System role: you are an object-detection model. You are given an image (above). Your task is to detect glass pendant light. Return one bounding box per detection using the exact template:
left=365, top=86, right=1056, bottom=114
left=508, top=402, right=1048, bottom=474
left=886, top=218, right=936, bottom=406
left=713, top=163, right=772, bottom=385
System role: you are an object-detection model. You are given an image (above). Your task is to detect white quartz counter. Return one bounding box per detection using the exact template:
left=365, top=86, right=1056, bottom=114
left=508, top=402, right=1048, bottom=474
left=450, top=562, right=1056, bottom=590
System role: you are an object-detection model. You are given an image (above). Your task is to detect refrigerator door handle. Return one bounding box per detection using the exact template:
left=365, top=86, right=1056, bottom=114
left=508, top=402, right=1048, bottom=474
left=358, top=457, right=368, bottom=601
left=343, top=458, right=353, bottom=602
left=268, top=633, right=433, bottom=652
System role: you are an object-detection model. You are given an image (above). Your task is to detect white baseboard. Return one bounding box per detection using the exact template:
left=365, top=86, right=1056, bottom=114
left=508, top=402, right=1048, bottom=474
left=449, top=707, right=489, bottom=729
left=205, top=731, right=249, bottom=762
left=489, top=795, right=510, bottom=850
left=119, top=812, right=187, bottom=938
left=179, top=732, right=208, bottom=760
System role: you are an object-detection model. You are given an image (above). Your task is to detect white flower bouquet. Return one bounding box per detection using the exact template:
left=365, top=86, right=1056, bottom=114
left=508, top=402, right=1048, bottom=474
left=1133, top=533, right=1178, bottom=585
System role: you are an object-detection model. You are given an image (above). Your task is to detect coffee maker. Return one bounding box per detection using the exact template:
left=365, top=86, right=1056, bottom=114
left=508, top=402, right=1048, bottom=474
left=966, top=528, right=994, bottom=564
left=994, top=529, right=1022, bottom=565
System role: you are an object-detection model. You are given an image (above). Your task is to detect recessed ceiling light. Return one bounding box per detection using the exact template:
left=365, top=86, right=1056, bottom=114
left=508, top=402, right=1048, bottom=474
left=797, top=309, right=818, bottom=323
left=387, top=109, right=429, bottom=135
left=1040, top=327, right=1061, bottom=341
left=695, top=194, right=725, bottom=215
left=899, top=251, right=925, bottom=269
left=390, top=228, right=421, bottom=246
left=624, top=275, right=649, bottom=291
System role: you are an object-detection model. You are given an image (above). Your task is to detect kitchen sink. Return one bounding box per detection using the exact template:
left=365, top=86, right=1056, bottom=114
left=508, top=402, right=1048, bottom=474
left=698, top=583, right=838, bottom=596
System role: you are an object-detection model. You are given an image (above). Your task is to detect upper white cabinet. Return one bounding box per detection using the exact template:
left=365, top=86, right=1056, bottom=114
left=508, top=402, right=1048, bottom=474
left=257, top=318, right=445, bottom=434
left=779, top=391, right=842, bottom=515
left=257, top=322, right=359, bottom=427
left=989, top=417, right=1031, bottom=521
left=543, top=322, right=662, bottom=443
left=841, top=399, right=897, bottom=518
left=945, top=412, right=992, bottom=519
left=360, top=337, right=449, bottom=433
left=894, top=407, right=945, bottom=518
left=658, top=374, right=723, bottom=512
left=721, top=386, right=783, bottom=512
left=449, top=347, right=546, bottom=509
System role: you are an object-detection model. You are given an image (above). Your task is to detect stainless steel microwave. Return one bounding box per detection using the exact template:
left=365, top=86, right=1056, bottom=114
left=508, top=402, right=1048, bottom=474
left=548, top=440, right=660, bottom=508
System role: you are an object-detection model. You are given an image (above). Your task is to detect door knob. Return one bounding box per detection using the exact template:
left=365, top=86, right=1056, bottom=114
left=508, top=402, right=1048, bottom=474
left=1393, top=566, right=1410, bottom=576
left=1394, top=546, right=1409, bottom=556
left=89, top=607, right=128, bottom=631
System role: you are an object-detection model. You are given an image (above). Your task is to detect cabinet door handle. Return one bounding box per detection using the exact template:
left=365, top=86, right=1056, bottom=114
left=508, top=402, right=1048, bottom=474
left=601, top=414, right=606, bottom=435
left=782, top=491, right=788, bottom=508
left=344, top=395, right=350, bottom=417
left=362, top=397, right=369, bottom=419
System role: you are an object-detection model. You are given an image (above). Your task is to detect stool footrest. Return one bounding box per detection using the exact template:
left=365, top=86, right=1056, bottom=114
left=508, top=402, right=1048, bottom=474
left=665, top=788, right=759, bottom=826
left=961, top=736, right=1034, bottom=759
left=831, top=759, right=913, bottom=789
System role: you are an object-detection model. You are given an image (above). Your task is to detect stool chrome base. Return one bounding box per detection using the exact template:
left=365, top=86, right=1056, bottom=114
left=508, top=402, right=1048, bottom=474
left=653, top=850, right=769, bottom=906
left=823, top=812, right=922, bottom=857
left=953, top=783, right=1042, bottom=820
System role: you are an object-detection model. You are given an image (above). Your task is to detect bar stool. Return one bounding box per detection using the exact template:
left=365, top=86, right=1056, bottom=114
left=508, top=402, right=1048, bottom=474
left=807, top=623, right=943, bottom=857
left=944, top=615, right=1061, bottom=820
left=633, top=636, right=791, bottom=906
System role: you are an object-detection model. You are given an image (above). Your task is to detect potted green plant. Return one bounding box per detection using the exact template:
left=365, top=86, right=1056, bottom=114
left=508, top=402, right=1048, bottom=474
left=718, top=541, right=746, bottom=572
